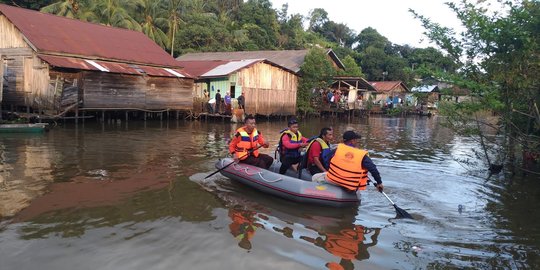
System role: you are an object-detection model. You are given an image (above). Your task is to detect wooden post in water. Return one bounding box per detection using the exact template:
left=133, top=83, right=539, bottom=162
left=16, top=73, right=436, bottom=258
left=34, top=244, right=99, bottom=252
left=125, top=111, right=128, bottom=123
left=102, top=110, right=105, bottom=123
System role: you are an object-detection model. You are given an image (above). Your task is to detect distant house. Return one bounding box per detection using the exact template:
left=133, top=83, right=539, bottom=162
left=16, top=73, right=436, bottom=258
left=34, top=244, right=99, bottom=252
left=177, top=49, right=345, bottom=115
left=369, top=81, right=410, bottom=106
left=177, top=59, right=297, bottom=116
left=331, top=76, right=377, bottom=110
left=410, top=85, right=440, bottom=108
left=0, top=4, right=193, bottom=115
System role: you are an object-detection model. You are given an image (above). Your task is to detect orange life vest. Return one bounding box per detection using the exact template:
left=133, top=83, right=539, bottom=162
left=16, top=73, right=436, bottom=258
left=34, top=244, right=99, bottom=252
left=234, top=127, right=260, bottom=160
left=326, top=144, right=368, bottom=191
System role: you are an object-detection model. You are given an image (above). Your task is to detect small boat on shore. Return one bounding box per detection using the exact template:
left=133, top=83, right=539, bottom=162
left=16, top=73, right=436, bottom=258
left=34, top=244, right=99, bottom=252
left=0, top=123, right=49, bottom=133
left=215, top=158, right=360, bottom=207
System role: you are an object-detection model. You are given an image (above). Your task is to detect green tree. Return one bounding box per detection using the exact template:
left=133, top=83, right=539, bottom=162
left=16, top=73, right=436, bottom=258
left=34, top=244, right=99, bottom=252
left=412, top=0, right=540, bottom=175
left=276, top=4, right=306, bottom=49
left=176, top=13, right=233, bottom=53
left=237, top=0, right=279, bottom=49
left=297, top=48, right=336, bottom=114
left=5, top=0, right=55, bottom=10
left=354, top=27, right=391, bottom=53
left=338, top=55, right=364, bottom=77
left=95, top=0, right=140, bottom=30
left=359, top=46, right=387, bottom=80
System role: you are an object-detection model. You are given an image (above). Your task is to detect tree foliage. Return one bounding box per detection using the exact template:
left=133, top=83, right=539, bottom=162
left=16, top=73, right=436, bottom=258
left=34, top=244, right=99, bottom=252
left=297, top=48, right=336, bottom=114
left=413, top=0, right=540, bottom=175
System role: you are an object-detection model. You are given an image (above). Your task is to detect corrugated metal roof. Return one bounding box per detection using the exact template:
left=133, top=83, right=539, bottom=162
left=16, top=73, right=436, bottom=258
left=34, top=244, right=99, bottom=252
left=411, top=85, right=439, bottom=93
left=202, top=59, right=262, bottom=77
left=369, top=81, right=410, bottom=92
left=0, top=4, right=180, bottom=68
left=38, top=55, right=189, bottom=78
left=177, top=50, right=310, bottom=73
left=176, top=60, right=230, bottom=77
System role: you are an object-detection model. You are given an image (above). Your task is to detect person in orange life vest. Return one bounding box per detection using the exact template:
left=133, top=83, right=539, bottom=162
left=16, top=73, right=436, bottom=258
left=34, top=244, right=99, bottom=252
left=229, top=114, right=273, bottom=169
left=325, top=130, right=384, bottom=192
left=278, top=118, right=309, bottom=174
left=306, top=127, right=334, bottom=175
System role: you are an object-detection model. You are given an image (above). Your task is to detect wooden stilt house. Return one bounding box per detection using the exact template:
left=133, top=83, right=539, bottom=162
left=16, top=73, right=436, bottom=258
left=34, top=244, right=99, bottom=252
left=369, top=81, right=410, bottom=107
left=0, top=4, right=193, bottom=115
left=178, top=59, right=298, bottom=116
left=177, top=49, right=345, bottom=116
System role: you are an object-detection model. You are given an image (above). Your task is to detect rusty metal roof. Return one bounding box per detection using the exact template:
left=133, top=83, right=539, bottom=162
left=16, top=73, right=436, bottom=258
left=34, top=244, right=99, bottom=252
left=177, top=50, right=313, bottom=73
left=369, top=81, right=410, bottom=92
left=175, top=60, right=230, bottom=77
left=38, top=55, right=190, bottom=78
left=0, top=4, right=181, bottom=68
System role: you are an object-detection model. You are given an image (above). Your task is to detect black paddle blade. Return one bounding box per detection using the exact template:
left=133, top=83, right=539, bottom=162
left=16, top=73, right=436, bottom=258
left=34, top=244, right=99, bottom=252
left=393, top=204, right=414, bottom=219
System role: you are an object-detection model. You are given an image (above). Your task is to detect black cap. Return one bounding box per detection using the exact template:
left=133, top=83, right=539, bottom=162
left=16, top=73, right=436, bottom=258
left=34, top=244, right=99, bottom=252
left=343, top=130, right=361, bottom=141
left=288, top=118, right=298, bottom=126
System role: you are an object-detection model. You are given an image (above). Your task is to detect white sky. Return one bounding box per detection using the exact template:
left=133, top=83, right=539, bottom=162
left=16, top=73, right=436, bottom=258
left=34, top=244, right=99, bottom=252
left=269, top=0, right=464, bottom=48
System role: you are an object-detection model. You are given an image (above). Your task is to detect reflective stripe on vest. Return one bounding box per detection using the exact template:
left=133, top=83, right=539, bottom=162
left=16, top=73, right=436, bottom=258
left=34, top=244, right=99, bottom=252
left=279, top=129, right=303, bottom=158
left=306, top=138, right=331, bottom=169
left=235, top=127, right=260, bottom=160
left=326, top=144, right=368, bottom=191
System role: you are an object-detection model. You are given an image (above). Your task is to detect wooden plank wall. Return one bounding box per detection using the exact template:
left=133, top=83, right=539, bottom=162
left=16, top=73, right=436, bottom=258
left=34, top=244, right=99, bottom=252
left=0, top=48, right=33, bottom=106
left=145, top=76, right=193, bottom=110
left=24, top=55, right=53, bottom=110
left=83, top=72, right=193, bottom=110
left=49, top=70, right=83, bottom=110
left=0, top=53, right=3, bottom=103
left=0, top=15, right=28, bottom=48
left=237, top=62, right=297, bottom=116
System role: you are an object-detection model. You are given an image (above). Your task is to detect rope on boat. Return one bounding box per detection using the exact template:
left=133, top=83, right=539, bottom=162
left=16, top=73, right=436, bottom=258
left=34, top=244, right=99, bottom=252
left=228, top=162, right=282, bottom=183
left=257, top=172, right=282, bottom=183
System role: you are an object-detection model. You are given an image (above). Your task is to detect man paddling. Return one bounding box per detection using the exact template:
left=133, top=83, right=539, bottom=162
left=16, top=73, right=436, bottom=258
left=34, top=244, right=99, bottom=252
left=316, top=131, right=384, bottom=192
left=229, top=115, right=273, bottom=169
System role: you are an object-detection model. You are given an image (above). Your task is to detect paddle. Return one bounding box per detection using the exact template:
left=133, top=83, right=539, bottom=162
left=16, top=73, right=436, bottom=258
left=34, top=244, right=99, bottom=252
left=205, top=145, right=264, bottom=179
left=370, top=180, right=414, bottom=219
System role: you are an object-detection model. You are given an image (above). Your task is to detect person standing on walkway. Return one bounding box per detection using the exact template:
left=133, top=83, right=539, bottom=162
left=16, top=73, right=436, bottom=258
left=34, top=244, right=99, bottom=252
left=215, top=89, right=222, bottom=114
left=237, top=92, right=245, bottom=113
left=224, top=91, right=232, bottom=115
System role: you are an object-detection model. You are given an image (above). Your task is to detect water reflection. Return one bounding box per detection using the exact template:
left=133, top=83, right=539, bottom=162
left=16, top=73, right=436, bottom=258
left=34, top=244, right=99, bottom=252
left=0, top=117, right=538, bottom=269
left=228, top=206, right=261, bottom=250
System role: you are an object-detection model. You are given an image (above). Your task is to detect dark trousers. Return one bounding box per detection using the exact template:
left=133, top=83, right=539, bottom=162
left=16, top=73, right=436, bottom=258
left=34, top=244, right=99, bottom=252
left=279, top=156, right=301, bottom=174
left=308, top=164, right=323, bottom=175
left=240, top=153, right=274, bottom=169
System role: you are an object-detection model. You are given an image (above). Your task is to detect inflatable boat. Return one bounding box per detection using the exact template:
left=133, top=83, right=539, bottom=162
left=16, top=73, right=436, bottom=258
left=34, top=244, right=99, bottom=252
left=215, top=158, right=360, bottom=207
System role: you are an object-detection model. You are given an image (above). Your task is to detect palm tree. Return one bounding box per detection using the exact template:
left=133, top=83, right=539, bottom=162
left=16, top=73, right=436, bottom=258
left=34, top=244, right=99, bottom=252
left=95, top=0, right=140, bottom=31
left=41, top=0, right=81, bottom=18
left=163, top=0, right=185, bottom=56
left=137, top=0, right=169, bottom=49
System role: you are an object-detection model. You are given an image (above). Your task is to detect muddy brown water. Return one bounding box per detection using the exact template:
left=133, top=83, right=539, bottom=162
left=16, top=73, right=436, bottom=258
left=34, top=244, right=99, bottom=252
left=0, top=117, right=538, bottom=269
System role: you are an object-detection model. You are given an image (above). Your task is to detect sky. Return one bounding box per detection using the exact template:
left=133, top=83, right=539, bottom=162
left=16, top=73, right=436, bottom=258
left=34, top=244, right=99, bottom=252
left=269, top=0, right=464, bottom=48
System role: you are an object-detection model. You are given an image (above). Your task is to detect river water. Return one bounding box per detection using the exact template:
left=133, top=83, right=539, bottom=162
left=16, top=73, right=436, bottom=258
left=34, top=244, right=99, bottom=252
left=0, top=117, right=538, bottom=269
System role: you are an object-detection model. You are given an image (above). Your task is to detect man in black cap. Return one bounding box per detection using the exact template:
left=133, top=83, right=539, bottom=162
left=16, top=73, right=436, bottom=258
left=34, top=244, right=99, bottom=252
left=277, top=118, right=308, bottom=174
left=323, top=130, right=384, bottom=192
